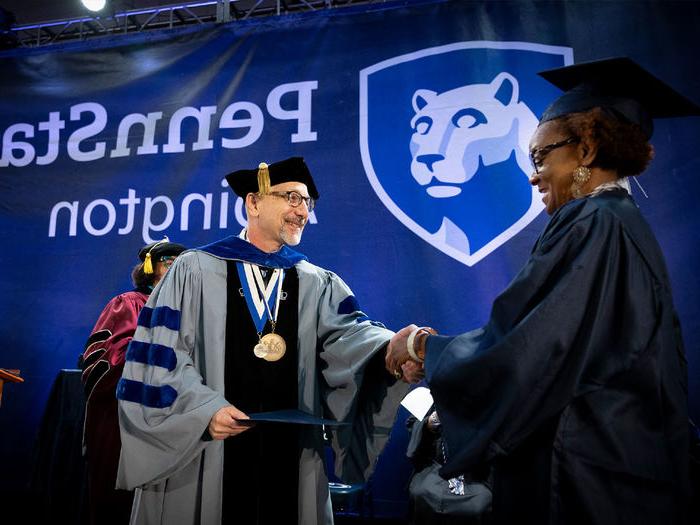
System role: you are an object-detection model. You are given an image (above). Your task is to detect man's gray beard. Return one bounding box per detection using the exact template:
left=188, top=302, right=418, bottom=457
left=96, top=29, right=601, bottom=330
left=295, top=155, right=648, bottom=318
left=280, top=227, right=303, bottom=246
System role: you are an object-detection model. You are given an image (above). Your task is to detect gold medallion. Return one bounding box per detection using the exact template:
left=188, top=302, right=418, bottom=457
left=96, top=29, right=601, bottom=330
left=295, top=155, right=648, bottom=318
left=253, top=342, right=269, bottom=359
left=260, top=332, right=286, bottom=362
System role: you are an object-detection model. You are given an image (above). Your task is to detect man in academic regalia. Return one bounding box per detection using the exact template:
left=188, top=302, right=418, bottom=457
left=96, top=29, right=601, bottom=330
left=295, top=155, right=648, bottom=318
left=81, top=238, right=186, bottom=525
left=116, top=157, right=413, bottom=524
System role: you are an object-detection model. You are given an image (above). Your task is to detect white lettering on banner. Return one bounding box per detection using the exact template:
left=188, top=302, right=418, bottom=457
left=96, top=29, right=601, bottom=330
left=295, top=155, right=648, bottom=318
left=67, top=102, right=108, bottom=162
left=111, top=112, right=162, bottom=158
left=143, top=195, right=175, bottom=240
left=118, top=189, right=141, bottom=234
left=266, top=81, right=318, bottom=143
left=83, top=199, right=117, bottom=236
left=48, top=187, right=318, bottom=242
left=37, top=112, right=66, bottom=165
left=0, top=123, right=35, bottom=167
left=1, top=81, right=318, bottom=168
left=48, top=201, right=79, bottom=237
left=219, top=179, right=230, bottom=229
left=163, top=106, right=217, bottom=153
left=219, top=102, right=264, bottom=149
left=181, top=193, right=213, bottom=231
left=234, top=194, right=247, bottom=228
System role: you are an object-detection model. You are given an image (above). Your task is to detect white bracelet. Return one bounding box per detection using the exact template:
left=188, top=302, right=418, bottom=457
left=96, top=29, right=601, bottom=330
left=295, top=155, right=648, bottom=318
left=406, top=327, right=425, bottom=362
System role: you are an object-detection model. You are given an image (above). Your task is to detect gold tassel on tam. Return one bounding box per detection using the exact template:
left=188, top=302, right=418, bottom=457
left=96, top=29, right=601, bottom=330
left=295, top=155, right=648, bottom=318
left=143, top=236, right=169, bottom=274
left=257, top=162, right=270, bottom=195
left=143, top=252, right=154, bottom=274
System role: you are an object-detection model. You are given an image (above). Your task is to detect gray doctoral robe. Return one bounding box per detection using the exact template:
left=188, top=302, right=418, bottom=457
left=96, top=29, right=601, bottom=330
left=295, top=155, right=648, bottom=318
left=116, top=236, right=408, bottom=524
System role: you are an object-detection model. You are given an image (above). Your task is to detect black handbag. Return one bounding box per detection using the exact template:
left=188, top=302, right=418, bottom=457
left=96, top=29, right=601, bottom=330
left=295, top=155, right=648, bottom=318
left=409, top=461, right=492, bottom=518
left=407, top=411, right=492, bottom=520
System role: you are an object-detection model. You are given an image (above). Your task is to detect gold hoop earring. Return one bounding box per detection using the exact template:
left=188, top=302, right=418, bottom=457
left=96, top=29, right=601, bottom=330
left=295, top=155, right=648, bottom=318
left=572, top=166, right=591, bottom=198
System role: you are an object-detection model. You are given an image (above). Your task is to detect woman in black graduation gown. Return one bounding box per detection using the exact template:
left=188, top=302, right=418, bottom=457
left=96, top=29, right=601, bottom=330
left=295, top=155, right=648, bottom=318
left=387, top=58, right=699, bottom=525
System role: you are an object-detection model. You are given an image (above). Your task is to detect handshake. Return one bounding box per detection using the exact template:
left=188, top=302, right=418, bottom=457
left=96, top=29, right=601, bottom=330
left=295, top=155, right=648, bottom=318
left=385, top=324, right=437, bottom=384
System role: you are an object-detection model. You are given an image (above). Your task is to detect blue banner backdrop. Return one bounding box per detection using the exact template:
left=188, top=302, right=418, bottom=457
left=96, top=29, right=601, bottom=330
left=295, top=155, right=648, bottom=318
left=1, top=0, right=699, bottom=516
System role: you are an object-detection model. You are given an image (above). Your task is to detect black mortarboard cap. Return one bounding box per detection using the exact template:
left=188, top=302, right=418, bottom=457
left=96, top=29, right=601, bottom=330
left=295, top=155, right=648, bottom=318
left=539, top=57, right=700, bottom=138
left=224, top=157, right=319, bottom=200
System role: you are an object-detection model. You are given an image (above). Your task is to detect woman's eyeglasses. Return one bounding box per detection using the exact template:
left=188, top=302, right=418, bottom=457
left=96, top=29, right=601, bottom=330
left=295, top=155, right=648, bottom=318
left=530, top=137, right=579, bottom=174
left=159, top=255, right=176, bottom=268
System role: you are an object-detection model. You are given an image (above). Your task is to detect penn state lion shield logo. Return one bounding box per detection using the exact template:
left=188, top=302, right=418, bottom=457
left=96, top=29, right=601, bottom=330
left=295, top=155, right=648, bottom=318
left=360, top=42, right=573, bottom=266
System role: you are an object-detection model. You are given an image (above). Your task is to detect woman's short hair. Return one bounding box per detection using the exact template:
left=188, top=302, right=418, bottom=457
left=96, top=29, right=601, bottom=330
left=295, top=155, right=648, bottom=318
left=558, top=107, right=654, bottom=177
left=131, top=262, right=155, bottom=290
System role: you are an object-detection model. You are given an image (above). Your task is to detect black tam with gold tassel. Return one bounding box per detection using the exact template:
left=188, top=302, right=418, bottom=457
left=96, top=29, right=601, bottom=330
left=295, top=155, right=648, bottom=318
left=138, top=237, right=186, bottom=274
left=224, top=157, right=319, bottom=200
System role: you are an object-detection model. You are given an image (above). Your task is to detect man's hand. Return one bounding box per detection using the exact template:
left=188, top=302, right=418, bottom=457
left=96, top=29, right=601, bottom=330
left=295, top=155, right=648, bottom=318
left=208, top=405, right=254, bottom=440
left=401, top=360, right=425, bottom=384
left=385, top=324, right=417, bottom=379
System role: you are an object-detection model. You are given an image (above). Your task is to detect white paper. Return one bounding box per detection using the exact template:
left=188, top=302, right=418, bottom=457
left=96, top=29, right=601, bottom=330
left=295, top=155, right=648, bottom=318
left=400, top=386, right=434, bottom=420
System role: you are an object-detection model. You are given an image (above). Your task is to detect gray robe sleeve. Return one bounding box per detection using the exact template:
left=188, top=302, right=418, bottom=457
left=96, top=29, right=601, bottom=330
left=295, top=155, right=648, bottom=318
left=309, top=265, right=410, bottom=484
left=116, top=252, right=230, bottom=490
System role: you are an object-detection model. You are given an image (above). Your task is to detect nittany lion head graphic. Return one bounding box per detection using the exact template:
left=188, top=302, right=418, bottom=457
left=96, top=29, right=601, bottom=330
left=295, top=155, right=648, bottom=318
left=359, top=43, right=571, bottom=266
left=409, top=72, right=537, bottom=198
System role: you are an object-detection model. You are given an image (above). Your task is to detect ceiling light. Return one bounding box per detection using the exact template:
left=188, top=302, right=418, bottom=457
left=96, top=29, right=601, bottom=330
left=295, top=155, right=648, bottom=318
left=81, top=0, right=107, bottom=12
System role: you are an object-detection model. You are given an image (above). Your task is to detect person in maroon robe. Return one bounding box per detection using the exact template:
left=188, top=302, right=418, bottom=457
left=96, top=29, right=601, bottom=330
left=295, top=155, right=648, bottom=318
left=80, top=238, right=185, bottom=525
